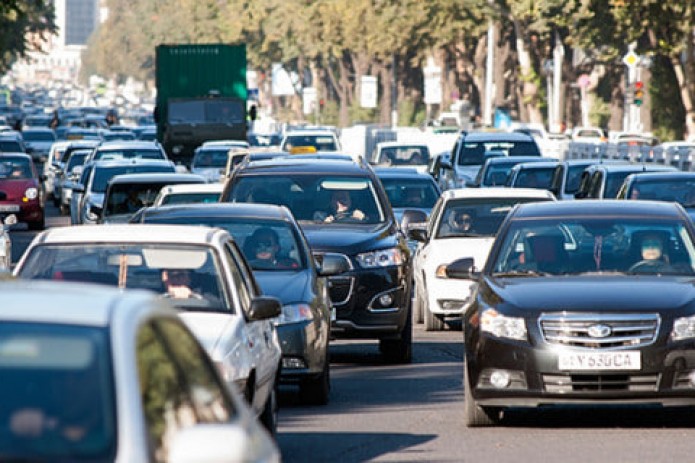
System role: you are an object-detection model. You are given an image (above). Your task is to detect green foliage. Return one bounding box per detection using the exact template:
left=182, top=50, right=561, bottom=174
left=651, top=55, right=684, bottom=142
left=0, top=0, right=56, bottom=74
left=398, top=98, right=426, bottom=127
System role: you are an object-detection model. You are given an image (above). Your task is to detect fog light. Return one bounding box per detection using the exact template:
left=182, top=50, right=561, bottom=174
left=489, top=370, right=511, bottom=389
left=688, top=371, right=695, bottom=387
left=438, top=299, right=467, bottom=311
left=378, top=294, right=393, bottom=307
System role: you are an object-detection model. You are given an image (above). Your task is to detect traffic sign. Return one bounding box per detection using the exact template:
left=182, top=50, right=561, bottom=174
left=623, top=51, right=640, bottom=68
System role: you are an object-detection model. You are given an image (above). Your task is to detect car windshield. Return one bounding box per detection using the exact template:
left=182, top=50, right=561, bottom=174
left=437, top=198, right=550, bottom=238
left=380, top=177, right=439, bottom=209
left=192, top=149, right=229, bottom=168
left=0, top=158, right=32, bottom=179
left=282, top=134, right=337, bottom=152
left=605, top=172, right=637, bottom=199
left=376, top=146, right=429, bottom=166
left=104, top=182, right=176, bottom=216
left=0, top=322, right=116, bottom=460
left=22, top=131, right=55, bottom=141
left=491, top=218, right=695, bottom=276
left=17, top=244, right=229, bottom=311
left=91, top=165, right=174, bottom=193
left=512, top=167, right=555, bottom=189
left=159, top=192, right=221, bottom=205
left=565, top=164, right=588, bottom=194
left=0, top=141, right=23, bottom=152
left=229, top=175, right=385, bottom=225
left=144, top=217, right=307, bottom=271
left=458, top=141, right=540, bottom=166
left=93, top=149, right=164, bottom=161
left=65, top=152, right=89, bottom=172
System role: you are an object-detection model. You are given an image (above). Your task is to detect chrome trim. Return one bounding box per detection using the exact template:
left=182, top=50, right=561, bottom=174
left=367, top=285, right=404, bottom=313
left=538, top=313, right=660, bottom=350
left=327, top=276, right=354, bottom=306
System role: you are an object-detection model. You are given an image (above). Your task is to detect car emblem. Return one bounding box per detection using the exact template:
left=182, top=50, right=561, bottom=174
left=587, top=324, right=612, bottom=338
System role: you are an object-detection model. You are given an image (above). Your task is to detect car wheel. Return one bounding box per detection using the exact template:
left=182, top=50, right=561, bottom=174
left=259, top=377, right=279, bottom=436
left=464, top=364, right=501, bottom=427
left=380, top=299, right=413, bottom=364
left=28, top=217, right=45, bottom=231
left=299, top=354, right=330, bottom=405
left=424, top=297, right=445, bottom=331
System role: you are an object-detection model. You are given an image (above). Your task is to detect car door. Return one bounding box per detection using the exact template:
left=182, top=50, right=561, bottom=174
left=413, top=196, right=444, bottom=291
left=223, top=241, right=280, bottom=412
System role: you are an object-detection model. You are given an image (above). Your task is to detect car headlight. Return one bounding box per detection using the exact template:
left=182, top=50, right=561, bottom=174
left=24, top=187, right=38, bottom=200
left=275, top=303, right=314, bottom=325
left=671, top=315, right=695, bottom=341
left=356, top=247, right=405, bottom=268
left=480, top=308, right=527, bottom=341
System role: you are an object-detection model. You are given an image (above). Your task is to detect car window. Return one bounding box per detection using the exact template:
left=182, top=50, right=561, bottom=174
left=91, top=165, right=175, bottom=193
left=0, top=322, right=116, bottom=460
left=192, top=149, right=229, bottom=168
left=137, top=319, right=234, bottom=463
left=223, top=242, right=253, bottom=315
left=380, top=177, right=439, bottom=209
left=565, top=164, right=587, bottom=194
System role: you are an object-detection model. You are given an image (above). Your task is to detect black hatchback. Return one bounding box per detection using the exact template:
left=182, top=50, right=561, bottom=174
left=221, top=157, right=414, bottom=363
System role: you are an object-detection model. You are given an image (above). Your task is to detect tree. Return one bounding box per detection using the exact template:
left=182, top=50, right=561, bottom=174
left=0, top=0, right=56, bottom=74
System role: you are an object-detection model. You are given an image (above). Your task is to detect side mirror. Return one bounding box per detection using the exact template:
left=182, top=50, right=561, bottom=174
left=445, top=257, right=477, bottom=279
left=169, top=423, right=277, bottom=463
left=465, top=180, right=479, bottom=188
left=400, top=209, right=428, bottom=232
left=72, top=166, right=83, bottom=177
left=317, top=253, right=351, bottom=277
left=440, top=159, right=452, bottom=170
left=248, top=296, right=282, bottom=321
left=407, top=223, right=428, bottom=242
left=72, top=184, right=85, bottom=193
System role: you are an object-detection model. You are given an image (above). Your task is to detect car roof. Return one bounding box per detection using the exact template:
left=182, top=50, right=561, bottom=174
left=461, top=131, right=535, bottom=142
left=95, top=141, right=162, bottom=150
left=107, top=173, right=206, bottom=185
left=592, top=164, right=678, bottom=173
left=32, top=223, right=227, bottom=246
left=625, top=171, right=695, bottom=182
left=0, top=152, right=31, bottom=161
left=441, top=187, right=556, bottom=201
left=376, top=141, right=428, bottom=149
left=283, top=130, right=338, bottom=137
left=238, top=157, right=367, bottom=175
left=89, top=158, right=174, bottom=169
left=512, top=199, right=684, bottom=219
left=374, top=167, right=433, bottom=178
left=510, top=161, right=560, bottom=170
left=139, top=203, right=294, bottom=222
left=484, top=156, right=546, bottom=166
left=0, top=280, right=163, bottom=328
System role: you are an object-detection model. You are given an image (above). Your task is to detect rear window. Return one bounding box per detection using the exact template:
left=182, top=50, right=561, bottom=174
left=93, top=149, right=165, bottom=161
left=457, top=140, right=540, bottom=166
left=91, top=165, right=175, bottom=193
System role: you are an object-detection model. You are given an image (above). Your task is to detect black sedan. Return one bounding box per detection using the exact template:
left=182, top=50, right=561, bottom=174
left=132, top=202, right=347, bottom=405
left=447, top=200, right=695, bottom=426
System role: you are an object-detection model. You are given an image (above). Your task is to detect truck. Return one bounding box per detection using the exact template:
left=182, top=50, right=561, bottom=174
left=155, top=44, right=247, bottom=166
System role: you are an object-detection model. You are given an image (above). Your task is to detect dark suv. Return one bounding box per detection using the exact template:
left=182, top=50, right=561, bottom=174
left=220, top=157, right=413, bottom=363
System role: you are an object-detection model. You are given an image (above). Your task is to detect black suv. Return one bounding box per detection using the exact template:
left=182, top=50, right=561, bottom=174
left=220, top=157, right=413, bottom=363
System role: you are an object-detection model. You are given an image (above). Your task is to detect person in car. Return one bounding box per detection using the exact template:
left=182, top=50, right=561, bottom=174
left=628, top=232, right=675, bottom=273
left=448, top=210, right=473, bottom=233
left=316, top=190, right=366, bottom=223
left=161, top=268, right=203, bottom=299
left=118, top=190, right=144, bottom=214
left=244, top=227, right=298, bottom=270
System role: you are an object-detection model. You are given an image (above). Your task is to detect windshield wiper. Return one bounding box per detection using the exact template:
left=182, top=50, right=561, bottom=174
left=492, top=270, right=546, bottom=277
left=444, top=232, right=486, bottom=238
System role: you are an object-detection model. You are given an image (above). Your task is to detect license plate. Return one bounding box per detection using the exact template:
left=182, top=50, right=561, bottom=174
left=0, top=205, right=19, bottom=212
left=558, top=351, right=641, bottom=371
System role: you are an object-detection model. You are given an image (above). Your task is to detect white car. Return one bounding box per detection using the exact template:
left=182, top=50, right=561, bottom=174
left=280, top=130, right=341, bottom=152
left=409, top=188, right=556, bottom=330
left=370, top=142, right=430, bottom=173
left=14, top=224, right=283, bottom=434
left=0, top=279, right=279, bottom=462
left=0, top=214, right=16, bottom=270
left=153, top=182, right=224, bottom=206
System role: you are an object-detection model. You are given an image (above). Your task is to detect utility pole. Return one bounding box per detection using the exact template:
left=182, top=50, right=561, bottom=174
left=552, top=31, right=564, bottom=132
left=483, top=2, right=495, bottom=126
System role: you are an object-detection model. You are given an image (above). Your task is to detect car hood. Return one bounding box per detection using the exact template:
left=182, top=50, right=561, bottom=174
left=301, top=222, right=398, bottom=254
left=454, top=165, right=482, bottom=181
left=192, top=167, right=222, bottom=181
left=254, top=270, right=310, bottom=305
left=427, top=236, right=495, bottom=270
left=178, top=311, right=239, bottom=353
left=485, top=276, right=695, bottom=312
left=0, top=179, right=39, bottom=200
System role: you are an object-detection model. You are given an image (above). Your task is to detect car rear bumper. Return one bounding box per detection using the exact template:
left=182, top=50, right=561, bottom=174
left=276, top=320, right=327, bottom=381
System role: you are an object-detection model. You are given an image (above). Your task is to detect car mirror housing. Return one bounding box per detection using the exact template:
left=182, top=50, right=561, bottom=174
left=406, top=223, right=428, bottom=242
left=72, top=184, right=85, bottom=193
left=248, top=296, right=282, bottom=321
left=440, top=159, right=453, bottom=170
left=400, top=209, right=428, bottom=233
left=445, top=257, right=477, bottom=279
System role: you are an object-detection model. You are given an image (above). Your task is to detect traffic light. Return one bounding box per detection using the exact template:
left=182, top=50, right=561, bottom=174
left=634, top=81, right=644, bottom=106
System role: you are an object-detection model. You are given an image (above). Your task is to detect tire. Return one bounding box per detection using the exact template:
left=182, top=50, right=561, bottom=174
left=463, top=365, right=501, bottom=427
left=259, top=378, right=279, bottom=436
left=299, top=355, right=330, bottom=405
left=380, top=299, right=413, bottom=364
left=424, top=297, right=445, bottom=331
left=413, top=284, right=424, bottom=324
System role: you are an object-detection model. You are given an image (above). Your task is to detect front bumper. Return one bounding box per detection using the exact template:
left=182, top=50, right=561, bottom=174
left=425, top=274, right=474, bottom=316
left=329, top=265, right=411, bottom=340
left=0, top=201, right=43, bottom=223
left=466, top=333, right=695, bottom=408
left=276, top=320, right=326, bottom=382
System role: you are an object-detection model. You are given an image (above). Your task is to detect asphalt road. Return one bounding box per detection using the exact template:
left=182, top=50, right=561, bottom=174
left=11, top=202, right=695, bottom=463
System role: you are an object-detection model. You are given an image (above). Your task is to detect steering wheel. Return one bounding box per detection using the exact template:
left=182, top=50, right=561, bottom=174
left=628, top=260, right=667, bottom=273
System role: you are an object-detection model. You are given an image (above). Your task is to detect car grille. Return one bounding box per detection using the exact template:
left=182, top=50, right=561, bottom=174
left=543, top=373, right=659, bottom=392
left=313, top=252, right=353, bottom=306
left=539, top=313, right=660, bottom=349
